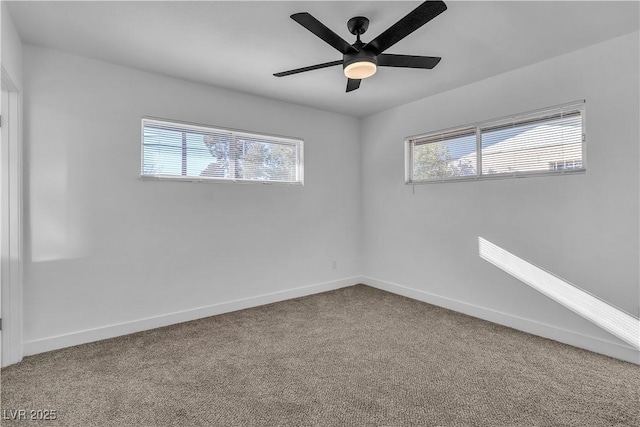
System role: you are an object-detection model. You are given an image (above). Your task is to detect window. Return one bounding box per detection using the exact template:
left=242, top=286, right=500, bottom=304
left=141, top=118, right=303, bottom=184
left=406, top=101, right=585, bottom=183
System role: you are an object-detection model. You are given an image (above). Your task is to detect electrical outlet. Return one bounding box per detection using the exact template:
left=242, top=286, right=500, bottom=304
left=332, top=261, right=337, bottom=269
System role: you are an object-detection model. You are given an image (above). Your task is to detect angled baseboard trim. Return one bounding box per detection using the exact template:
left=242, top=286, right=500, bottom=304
left=362, top=276, right=640, bottom=365
left=23, top=276, right=363, bottom=358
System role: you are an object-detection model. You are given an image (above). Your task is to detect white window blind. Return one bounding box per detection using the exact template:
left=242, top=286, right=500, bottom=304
left=406, top=101, right=585, bottom=183
left=409, top=127, right=477, bottom=181
left=141, top=118, right=303, bottom=184
left=480, top=104, right=583, bottom=176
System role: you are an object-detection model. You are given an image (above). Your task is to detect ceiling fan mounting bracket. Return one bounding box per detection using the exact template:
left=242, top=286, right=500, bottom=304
left=347, top=16, right=370, bottom=36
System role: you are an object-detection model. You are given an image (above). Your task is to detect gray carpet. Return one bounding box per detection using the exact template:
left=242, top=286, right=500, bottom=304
left=2, top=285, right=639, bottom=426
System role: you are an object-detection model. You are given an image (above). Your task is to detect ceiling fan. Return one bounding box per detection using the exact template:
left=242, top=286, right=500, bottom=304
left=274, top=1, right=447, bottom=93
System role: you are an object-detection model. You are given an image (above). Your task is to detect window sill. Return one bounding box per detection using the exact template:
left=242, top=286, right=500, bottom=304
left=140, top=175, right=304, bottom=186
left=406, top=168, right=586, bottom=185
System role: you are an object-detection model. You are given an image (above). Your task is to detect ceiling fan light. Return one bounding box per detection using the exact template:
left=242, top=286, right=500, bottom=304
left=344, top=60, right=377, bottom=79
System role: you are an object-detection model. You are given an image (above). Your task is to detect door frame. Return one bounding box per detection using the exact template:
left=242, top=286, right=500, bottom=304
left=1, top=65, right=23, bottom=367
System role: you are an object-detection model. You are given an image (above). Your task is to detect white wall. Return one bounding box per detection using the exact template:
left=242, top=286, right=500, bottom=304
left=23, top=45, right=362, bottom=353
left=1, top=2, right=23, bottom=90
left=361, top=32, right=640, bottom=363
left=19, top=31, right=640, bottom=364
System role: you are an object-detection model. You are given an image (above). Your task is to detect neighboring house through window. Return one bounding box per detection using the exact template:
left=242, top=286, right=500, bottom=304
left=406, top=101, right=586, bottom=183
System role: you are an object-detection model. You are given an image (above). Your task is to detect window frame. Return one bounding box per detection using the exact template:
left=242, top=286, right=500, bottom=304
left=405, top=100, right=586, bottom=184
left=140, top=117, right=304, bottom=185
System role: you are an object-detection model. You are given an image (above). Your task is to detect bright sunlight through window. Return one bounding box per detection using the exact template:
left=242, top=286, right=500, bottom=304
left=478, top=237, right=639, bottom=349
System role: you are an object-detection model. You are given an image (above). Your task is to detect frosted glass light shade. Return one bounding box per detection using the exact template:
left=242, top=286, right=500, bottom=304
left=344, top=61, right=377, bottom=79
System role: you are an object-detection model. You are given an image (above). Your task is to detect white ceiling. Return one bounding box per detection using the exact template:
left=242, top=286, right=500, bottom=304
left=6, top=1, right=639, bottom=118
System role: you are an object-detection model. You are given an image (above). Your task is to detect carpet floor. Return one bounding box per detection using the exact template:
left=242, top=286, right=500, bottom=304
left=2, top=285, right=639, bottom=426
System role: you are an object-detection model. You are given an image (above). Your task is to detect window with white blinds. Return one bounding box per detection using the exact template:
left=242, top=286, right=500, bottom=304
left=406, top=101, right=585, bottom=183
left=141, top=118, right=303, bottom=184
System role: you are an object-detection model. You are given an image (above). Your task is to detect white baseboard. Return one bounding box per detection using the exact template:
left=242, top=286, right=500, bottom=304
left=362, top=276, right=640, bottom=365
left=22, top=276, right=640, bottom=365
left=23, top=276, right=363, bottom=357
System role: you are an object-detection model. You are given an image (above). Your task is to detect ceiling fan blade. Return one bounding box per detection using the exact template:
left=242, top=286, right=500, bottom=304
left=274, top=60, right=343, bottom=77
left=346, top=79, right=361, bottom=92
left=365, top=1, right=447, bottom=55
left=378, top=54, right=441, bottom=69
left=291, top=13, right=358, bottom=55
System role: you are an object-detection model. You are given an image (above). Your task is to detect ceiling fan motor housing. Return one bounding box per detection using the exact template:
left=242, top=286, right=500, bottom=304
left=343, top=42, right=378, bottom=71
